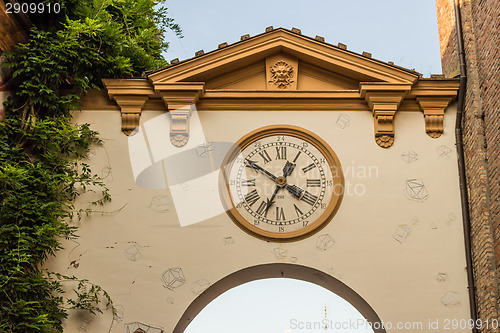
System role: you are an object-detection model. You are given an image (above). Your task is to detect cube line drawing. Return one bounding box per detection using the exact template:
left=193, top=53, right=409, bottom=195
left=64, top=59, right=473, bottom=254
left=191, top=279, right=211, bottom=295
left=149, top=195, right=169, bottom=212
left=436, top=272, right=448, bottom=282
left=124, top=244, right=142, bottom=261
left=440, top=291, right=461, bottom=308
left=335, top=113, right=351, bottom=129
left=401, top=149, right=419, bottom=164
left=393, top=225, right=411, bottom=243
left=316, top=234, right=335, bottom=250
left=224, top=236, right=235, bottom=245
left=273, top=247, right=288, bottom=259
left=437, top=145, right=452, bottom=158
left=161, top=267, right=185, bottom=290
left=404, top=179, right=429, bottom=202
left=124, top=322, right=164, bottom=333
left=196, top=140, right=214, bottom=157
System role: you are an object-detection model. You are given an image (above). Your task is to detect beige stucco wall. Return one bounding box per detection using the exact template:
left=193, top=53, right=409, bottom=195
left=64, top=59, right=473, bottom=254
left=46, top=105, right=471, bottom=332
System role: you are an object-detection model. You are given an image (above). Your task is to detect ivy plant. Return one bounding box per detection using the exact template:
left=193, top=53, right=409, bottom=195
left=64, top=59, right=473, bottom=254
left=0, top=0, right=180, bottom=331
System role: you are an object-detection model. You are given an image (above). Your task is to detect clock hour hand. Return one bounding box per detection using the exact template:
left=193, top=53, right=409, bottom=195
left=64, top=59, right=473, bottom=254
left=285, top=184, right=304, bottom=200
left=282, top=161, right=296, bottom=178
left=245, top=159, right=277, bottom=181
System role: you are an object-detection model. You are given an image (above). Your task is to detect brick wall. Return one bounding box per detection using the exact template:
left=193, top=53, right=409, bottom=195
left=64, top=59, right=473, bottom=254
left=436, top=0, right=500, bottom=331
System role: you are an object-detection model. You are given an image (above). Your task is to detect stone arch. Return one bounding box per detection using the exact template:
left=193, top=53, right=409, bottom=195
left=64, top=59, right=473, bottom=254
left=174, top=263, right=386, bottom=333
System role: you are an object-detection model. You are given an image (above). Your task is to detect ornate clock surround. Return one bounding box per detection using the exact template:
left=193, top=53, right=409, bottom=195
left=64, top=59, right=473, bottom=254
left=218, top=125, right=344, bottom=242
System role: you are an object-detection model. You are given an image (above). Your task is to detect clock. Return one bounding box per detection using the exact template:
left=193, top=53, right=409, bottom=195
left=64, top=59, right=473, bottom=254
left=219, top=125, right=344, bottom=242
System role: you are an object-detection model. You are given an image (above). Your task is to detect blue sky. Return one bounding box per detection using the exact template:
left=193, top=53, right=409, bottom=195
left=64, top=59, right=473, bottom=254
left=163, top=0, right=442, bottom=77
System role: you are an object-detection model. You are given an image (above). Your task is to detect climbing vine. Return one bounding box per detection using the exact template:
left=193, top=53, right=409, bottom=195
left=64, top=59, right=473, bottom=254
left=0, top=0, right=180, bottom=331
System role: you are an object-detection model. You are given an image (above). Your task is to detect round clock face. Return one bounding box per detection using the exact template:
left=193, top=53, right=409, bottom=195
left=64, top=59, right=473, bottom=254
left=219, top=125, right=344, bottom=241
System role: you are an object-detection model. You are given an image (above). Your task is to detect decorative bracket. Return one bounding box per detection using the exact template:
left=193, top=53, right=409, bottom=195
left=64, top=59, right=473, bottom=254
left=154, top=82, right=205, bottom=147
left=113, top=95, right=149, bottom=135
left=417, top=97, right=453, bottom=138
left=360, top=83, right=411, bottom=148
left=103, top=79, right=154, bottom=135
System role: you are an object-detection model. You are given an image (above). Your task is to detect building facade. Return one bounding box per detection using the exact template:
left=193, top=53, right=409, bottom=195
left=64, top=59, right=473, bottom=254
left=39, top=28, right=474, bottom=332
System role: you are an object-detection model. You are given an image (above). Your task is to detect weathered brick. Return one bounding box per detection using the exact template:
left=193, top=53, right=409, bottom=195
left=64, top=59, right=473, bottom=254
left=437, top=0, right=500, bottom=331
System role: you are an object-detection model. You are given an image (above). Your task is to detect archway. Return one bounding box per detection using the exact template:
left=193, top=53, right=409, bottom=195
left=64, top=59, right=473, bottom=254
left=174, top=263, right=386, bottom=333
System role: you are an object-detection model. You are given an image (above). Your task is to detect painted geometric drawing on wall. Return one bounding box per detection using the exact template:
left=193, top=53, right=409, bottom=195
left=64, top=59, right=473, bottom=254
left=436, top=272, right=448, bottom=282
left=440, top=291, right=461, bottom=308
left=411, top=217, right=421, bottom=225
left=191, top=278, right=211, bottom=295
left=124, top=244, right=142, bottom=261
left=404, top=179, right=429, bottom=202
left=316, top=234, right=335, bottom=250
left=393, top=225, right=411, bottom=243
left=335, top=113, right=351, bottom=129
left=196, top=140, right=214, bottom=157
left=273, top=247, right=288, bottom=259
left=224, top=236, right=235, bottom=245
left=113, top=304, right=124, bottom=322
left=289, top=256, right=298, bottom=263
left=149, top=195, right=169, bottom=213
left=400, top=149, right=419, bottom=164
left=161, top=267, right=186, bottom=290
left=78, top=319, right=91, bottom=332
left=446, top=213, right=457, bottom=225
left=100, top=166, right=113, bottom=182
left=436, top=145, right=452, bottom=158
left=124, top=322, right=164, bottom=333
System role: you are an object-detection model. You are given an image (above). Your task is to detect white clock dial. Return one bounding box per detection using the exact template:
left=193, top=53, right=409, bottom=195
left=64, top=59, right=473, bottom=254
left=220, top=125, right=344, bottom=242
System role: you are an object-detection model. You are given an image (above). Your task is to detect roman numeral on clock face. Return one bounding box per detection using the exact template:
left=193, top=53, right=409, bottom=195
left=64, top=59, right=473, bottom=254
left=244, top=189, right=260, bottom=207
left=302, top=163, right=316, bottom=173
left=301, top=191, right=318, bottom=206
left=258, top=150, right=272, bottom=164
left=276, top=207, right=285, bottom=221
left=306, top=179, right=321, bottom=187
left=242, top=179, right=256, bottom=186
left=294, top=204, right=303, bottom=217
left=255, top=201, right=269, bottom=217
left=275, top=147, right=287, bottom=160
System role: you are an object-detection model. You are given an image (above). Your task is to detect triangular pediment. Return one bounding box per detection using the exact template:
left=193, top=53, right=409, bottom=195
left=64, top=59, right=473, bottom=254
left=98, top=27, right=459, bottom=149
left=147, top=28, right=419, bottom=87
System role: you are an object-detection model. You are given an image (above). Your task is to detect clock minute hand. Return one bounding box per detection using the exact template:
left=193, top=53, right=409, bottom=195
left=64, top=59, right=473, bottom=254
left=265, top=186, right=281, bottom=213
left=245, top=159, right=277, bottom=181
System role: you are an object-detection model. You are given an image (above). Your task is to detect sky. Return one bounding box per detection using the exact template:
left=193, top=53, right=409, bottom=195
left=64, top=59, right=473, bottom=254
left=184, top=278, right=375, bottom=333
left=162, top=0, right=442, bottom=77
left=160, top=1, right=442, bottom=331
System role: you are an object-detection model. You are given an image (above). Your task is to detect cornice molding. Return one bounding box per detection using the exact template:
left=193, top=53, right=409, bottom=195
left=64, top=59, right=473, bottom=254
left=96, top=41, right=459, bottom=148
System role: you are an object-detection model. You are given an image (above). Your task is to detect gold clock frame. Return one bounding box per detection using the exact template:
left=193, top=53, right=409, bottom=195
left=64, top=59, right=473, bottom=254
left=219, top=125, right=344, bottom=242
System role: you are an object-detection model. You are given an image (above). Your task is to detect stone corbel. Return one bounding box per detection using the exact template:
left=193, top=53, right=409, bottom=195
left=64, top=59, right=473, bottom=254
left=112, top=95, right=149, bottom=135
left=154, top=83, right=205, bottom=147
left=103, top=79, right=155, bottom=135
left=417, top=97, right=453, bottom=138
left=360, top=83, right=411, bottom=148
